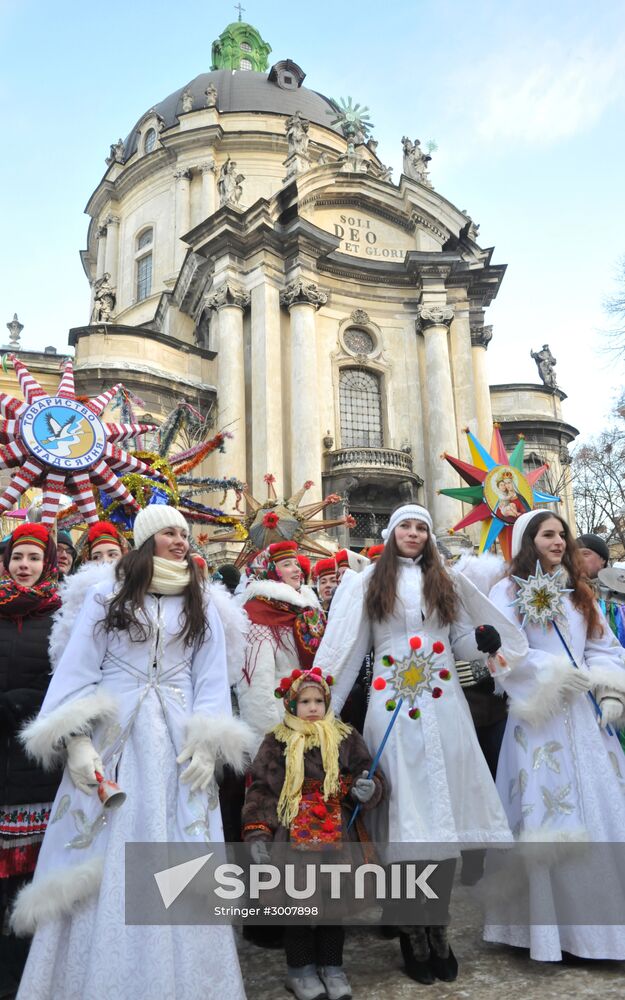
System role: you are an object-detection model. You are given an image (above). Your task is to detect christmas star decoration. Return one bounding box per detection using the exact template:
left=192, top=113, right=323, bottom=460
left=384, top=640, right=448, bottom=709
left=440, top=425, right=560, bottom=560
left=510, top=561, right=572, bottom=630
left=0, top=355, right=158, bottom=524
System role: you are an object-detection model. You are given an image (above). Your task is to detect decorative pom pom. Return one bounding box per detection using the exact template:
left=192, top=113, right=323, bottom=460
left=381, top=655, right=395, bottom=667
left=385, top=699, right=397, bottom=711
left=274, top=688, right=283, bottom=698
left=409, top=636, right=422, bottom=650
left=432, top=641, right=445, bottom=654
left=372, top=677, right=387, bottom=691
left=326, top=675, right=334, bottom=686
left=311, top=667, right=322, bottom=676
left=439, top=669, right=451, bottom=680
left=279, top=677, right=291, bottom=690
left=408, top=708, right=421, bottom=720
left=432, top=687, right=443, bottom=699
left=291, top=669, right=303, bottom=679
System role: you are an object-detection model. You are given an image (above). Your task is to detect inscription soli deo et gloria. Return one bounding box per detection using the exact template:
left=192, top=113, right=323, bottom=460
left=331, top=215, right=410, bottom=259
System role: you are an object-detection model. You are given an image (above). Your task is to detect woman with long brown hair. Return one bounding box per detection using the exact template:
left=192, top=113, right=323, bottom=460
left=314, top=503, right=528, bottom=984
left=13, top=505, right=252, bottom=1000
left=484, top=509, right=625, bottom=961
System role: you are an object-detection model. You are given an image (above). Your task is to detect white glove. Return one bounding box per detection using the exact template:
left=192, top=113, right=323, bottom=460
left=351, top=770, right=376, bottom=804
left=599, top=697, right=623, bottom=729
left=66, top=735, right=103, bottom=796
left=176, top=743, right=215, bottom=792
left=250, top=840, right=271, bottom=865
left=560, top=667, right=591, bottom=697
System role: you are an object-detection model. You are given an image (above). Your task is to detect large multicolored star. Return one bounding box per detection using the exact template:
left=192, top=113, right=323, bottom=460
left=440, top=425, right=560, bottom=560
left=0, top=355, right=157, bottom=524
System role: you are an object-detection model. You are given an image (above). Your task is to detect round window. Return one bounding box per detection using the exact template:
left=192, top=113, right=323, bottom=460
left=344, top=328, right=374, bottom=355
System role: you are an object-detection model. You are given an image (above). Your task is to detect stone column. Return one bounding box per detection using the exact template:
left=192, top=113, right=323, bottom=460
left=471, top=323, right=494, bottom=443
left=280, top=280, right=328, bottom=502
left=417, top=304, right=460, bottom=532
left=199, top=159, right=216, bottom=222
left=250, top=281, right=283, bottom=496
left=95, top=224, right=107, bottom=280
left=449, top=298, right=477, bottom=440
left=103, top=215, right=120, bottom=288
left=206, top=282, right=249, bottom=487
left=174, top=168, right=192, bottom=269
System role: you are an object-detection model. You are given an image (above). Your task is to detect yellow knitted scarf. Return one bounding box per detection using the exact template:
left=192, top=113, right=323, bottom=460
left=274, top=711, right=352, bottom=826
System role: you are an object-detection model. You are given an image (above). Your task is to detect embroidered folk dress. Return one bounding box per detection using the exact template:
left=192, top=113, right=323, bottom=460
left=14, top=580, right=249, bottom=1000
left=314, top=558, right=529, bottom=851
left=484, top=577, right=625, bottom=960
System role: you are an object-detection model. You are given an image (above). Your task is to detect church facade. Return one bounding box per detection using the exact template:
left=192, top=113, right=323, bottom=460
left=62, top=18, right=574, bottom=547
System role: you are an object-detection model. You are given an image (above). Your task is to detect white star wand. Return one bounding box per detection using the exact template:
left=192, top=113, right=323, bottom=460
left=511, top=562, right=612, bottom=733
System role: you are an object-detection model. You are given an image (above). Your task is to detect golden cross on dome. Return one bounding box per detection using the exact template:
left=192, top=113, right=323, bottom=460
left=234, top=2, right=245, bottom=20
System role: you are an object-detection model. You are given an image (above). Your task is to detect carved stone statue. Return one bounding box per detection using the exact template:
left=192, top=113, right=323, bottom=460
left=285, top=111, right=310, bottom=157
left=106, top=138, right=125, bottom=165
left=205, top=83, right=218, bottom=108
left=531, top=344, right=557, bottom=388
left=339, top=141, right=368, bottom=173
left=217, top=157, right=244, bottom=207
left=402, top=136, right=431, bottom=184
left=91, top=273, right=116, bottom=324
left=181, top=87, right=194, bottom=113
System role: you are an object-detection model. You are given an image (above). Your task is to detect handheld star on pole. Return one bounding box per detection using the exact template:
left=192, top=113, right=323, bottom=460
left=510, top=561, right=573, bottom=630
left=440, top=425, right=560, bottom=559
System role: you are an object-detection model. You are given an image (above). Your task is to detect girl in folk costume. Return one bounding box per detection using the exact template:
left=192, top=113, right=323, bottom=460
left=0, top=525, right=62, bottom=996
left=14, top=505, right=252, bottom=1000
left=242, top=666, right=385, bottom=1000
left=484, top=509, right=625, bottom=961
left=85, top=519, right=125, bottom=565
left=314, top=504, right=529, bottom=984
left=237, top=540, right=326, bottom=751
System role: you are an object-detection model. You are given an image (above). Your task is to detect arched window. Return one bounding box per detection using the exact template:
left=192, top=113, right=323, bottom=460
left=240, top=42, right=251, bottom=52
left=240, top=58, right=252, bottom=71
left=135, top=228, right=153, bottom=302
left=339, top=368, right=383, bottom=448
left=143, top=128, right=157, bottom=154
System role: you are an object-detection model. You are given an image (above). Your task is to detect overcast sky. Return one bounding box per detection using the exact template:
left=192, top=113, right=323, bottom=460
left=1, top=0, right=624, bottom=442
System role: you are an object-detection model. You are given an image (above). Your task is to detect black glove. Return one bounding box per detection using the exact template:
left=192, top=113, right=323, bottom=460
left=475, top=624, right=501, bottom=655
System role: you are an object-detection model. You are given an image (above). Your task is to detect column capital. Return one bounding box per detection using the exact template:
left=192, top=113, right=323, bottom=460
left=417, top=304, right=454, bottom=331
left=96, top=224, right=107, bottom=239
left=280, top=279, right=328, bottom=310
left=206, top=282, right=249, bottom=312
left=173, top=168, right=193, bottom=182
left=199, top=158, right=216, bottom=174
left=105, top=214, right=120, bottom=227
left=470, top=323, right=493, bottom=349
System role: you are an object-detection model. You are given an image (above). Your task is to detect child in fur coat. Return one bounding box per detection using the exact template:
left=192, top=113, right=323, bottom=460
left=242, top=666, right=385, bottom=1000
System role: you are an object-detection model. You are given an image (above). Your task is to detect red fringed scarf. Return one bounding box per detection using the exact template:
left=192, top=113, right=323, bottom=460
left=0, top=532, right=62, bottom=626
left=244, top=596, right=326, bottom=669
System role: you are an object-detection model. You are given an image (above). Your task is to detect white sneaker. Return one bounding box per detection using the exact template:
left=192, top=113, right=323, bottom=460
left=285, top=965, right=327, bottom=1000
left=318, top=966, right=352, bottom=1000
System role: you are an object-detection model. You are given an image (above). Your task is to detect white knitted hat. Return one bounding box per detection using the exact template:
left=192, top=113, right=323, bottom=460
left=382, top=504, right=433, bottom=542
left=133, top=505, right=189, bottom=549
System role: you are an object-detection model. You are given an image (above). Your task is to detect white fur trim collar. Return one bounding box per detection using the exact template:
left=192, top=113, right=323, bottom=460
left=243, top=579, right=320, bottom=610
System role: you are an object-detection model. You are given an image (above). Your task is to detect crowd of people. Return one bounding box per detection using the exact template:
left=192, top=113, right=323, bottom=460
left=1, top=501, right=624, bottom=1000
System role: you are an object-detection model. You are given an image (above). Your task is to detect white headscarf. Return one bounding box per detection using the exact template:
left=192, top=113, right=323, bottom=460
left=511, top=509, right=548, bottom=558
left=382, top=504, right=433, bottom=542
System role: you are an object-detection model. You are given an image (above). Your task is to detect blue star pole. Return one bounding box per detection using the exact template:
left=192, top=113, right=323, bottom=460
left=347, top=697, right=403, bottom=831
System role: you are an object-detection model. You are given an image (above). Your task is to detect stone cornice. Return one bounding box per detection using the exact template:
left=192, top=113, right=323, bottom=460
left=417, top=304, right=454, bottom=330
left=67, top=323, right=216, bottom=361
left=280, top=279, right=328, bottom=309
left=205, top=282, right=250, bottom=311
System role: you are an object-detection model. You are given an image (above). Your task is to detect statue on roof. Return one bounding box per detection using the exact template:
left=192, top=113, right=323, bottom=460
left=285, top=111, right=310, bottom=157
left=205, top=83, right=218, bottom=108
left=402, top=137, right=431, bottom=184
left=181, top=87, right=194, bottom=113
left=91, top=273, right=116, bottom=324
left=218, top=157, right=245, bottom=207
left=106, top=138, right=125, bottom=166
left=531, top=344, right=557, bottom=388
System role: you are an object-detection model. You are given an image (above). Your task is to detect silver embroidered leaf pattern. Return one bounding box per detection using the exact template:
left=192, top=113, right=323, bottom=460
left=519, top=769, right=528, bottom=796
left=508, top=778, right=517, bottom=803
left=50, top=794, right=71, bottom=824
left=514, top=725, right=528, bottom=752
left=532, top=742, right=563, bottom=774
left=609, top=751, right=623, bottom=780
left=184, top=819, right=209, bottom=837
left=540, top=783, right=574, bottom=822
left=66, top=812, right=106, bottom=849
left=521, top=803, right=535, bottom=817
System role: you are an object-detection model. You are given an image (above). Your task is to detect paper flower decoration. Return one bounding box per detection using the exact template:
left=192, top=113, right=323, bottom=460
left=440, top=425, right=559, bottom=560
left=510, top=561, right=572, bottom=629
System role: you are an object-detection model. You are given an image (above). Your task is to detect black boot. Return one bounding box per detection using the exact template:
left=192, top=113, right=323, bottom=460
left=399, top=928, right=435, bottom=985
left=427, top=926, right=458, bottom=982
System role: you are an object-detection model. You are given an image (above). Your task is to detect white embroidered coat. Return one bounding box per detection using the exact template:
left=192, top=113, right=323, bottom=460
left=314, top=559, right=528, bottom=846
left=15, top=580, right=250, bottom=1000
left=484, top=576, right=625, bottom=960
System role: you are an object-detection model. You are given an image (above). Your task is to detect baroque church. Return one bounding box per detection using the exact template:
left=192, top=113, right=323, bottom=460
left=4, top=16, right=577, bottom=547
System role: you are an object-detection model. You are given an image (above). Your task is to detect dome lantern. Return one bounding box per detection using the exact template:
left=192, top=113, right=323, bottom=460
left=211, top=18, right=271, bottom=72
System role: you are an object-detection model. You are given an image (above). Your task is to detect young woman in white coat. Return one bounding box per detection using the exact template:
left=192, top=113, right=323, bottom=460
left=14, top=505, right=252, bottom=1000
left=314, top=503, right=528, bottom=984
left=485, top=509, right=625, bottom=961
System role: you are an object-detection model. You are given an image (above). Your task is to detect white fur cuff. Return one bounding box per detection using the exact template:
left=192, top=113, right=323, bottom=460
left=11, top=857, right=104, bottom=936
left=507, top=656, right=573, bottom=727
left=589, top=665, right=625, bottom=716
left=20, top=691, right=118, bottom=770
left=183, top=713, right=255, bottom=774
